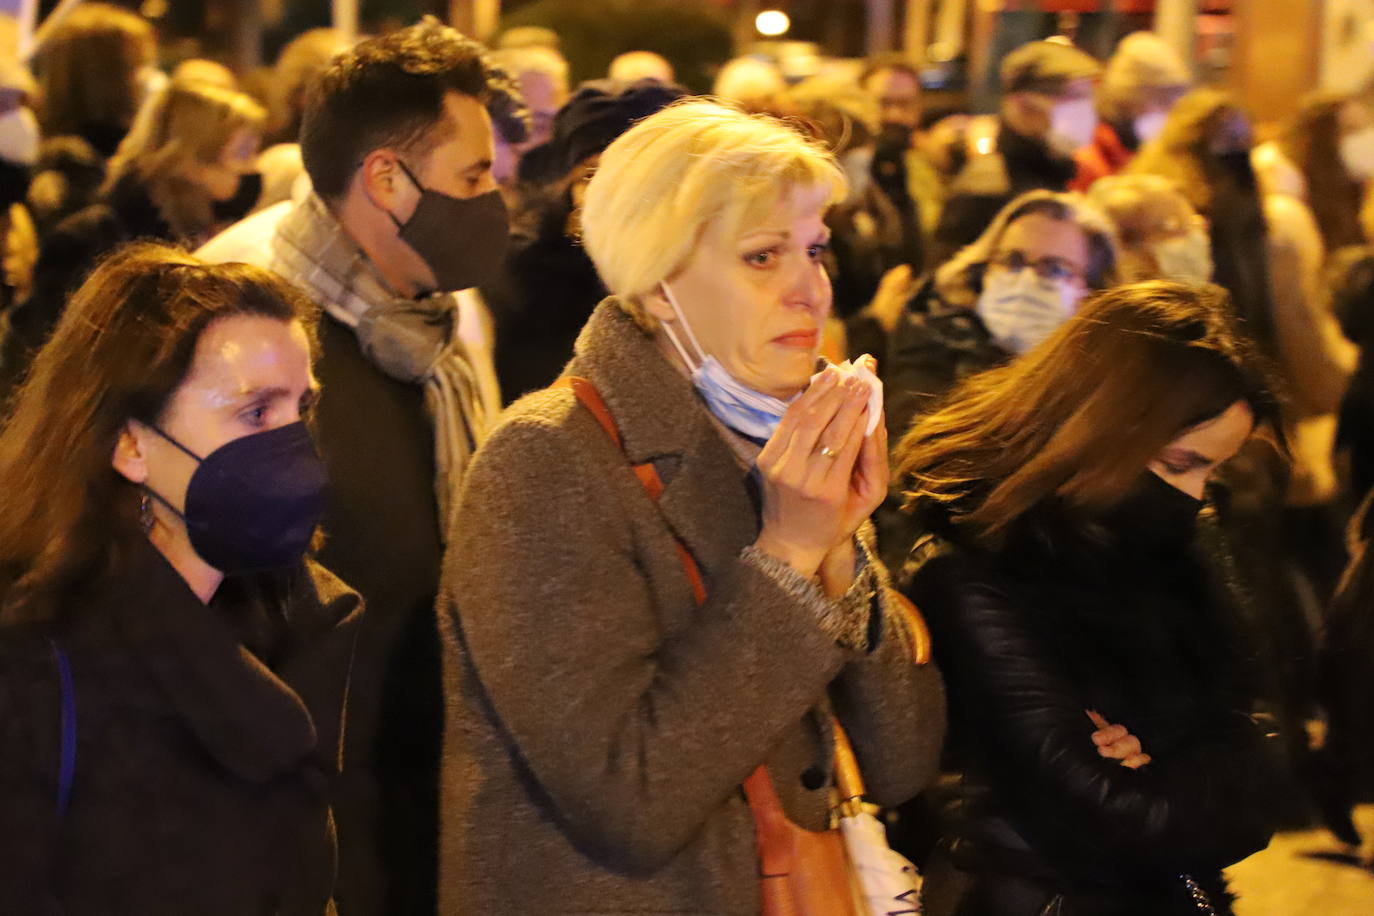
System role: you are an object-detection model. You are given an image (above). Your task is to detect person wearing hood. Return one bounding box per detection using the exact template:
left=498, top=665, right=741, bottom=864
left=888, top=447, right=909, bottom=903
left=1071, top=32, right=1191, bottom=192
left=895, top=280, right=1285, bottom=916
left=932, top=40, right=1100, bottom=265
left=883, top=189, right=1118, bottom=443
left=485, top=78, right=686, bottom=401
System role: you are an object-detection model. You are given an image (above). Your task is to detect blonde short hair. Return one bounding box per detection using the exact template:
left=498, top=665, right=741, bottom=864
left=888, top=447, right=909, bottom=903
left=580, top=99, right=846, bottom=324
left=105, top=80, right=266, bottom=237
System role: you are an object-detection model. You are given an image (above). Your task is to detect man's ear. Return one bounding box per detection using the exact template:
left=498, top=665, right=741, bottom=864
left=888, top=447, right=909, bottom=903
left=358, top=149, right=411, bottom=217
left=111, top=421, right=150, bottom=485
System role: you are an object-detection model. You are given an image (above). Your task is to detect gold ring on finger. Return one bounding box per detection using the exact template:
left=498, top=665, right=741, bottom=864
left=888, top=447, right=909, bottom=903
left=818, top=445, right=838, bottom=459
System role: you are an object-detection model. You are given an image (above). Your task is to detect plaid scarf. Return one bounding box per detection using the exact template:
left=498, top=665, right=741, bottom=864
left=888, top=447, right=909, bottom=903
left=270, top=193, right=492, bottom=540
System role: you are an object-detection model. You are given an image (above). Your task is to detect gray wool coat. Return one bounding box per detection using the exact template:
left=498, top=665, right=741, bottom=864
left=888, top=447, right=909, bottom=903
left=437, top=299, right=946, bottom=915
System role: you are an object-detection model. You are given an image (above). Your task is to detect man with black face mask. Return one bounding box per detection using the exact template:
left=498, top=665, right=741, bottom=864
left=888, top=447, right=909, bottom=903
left=196, top=18, right=526, bottom=916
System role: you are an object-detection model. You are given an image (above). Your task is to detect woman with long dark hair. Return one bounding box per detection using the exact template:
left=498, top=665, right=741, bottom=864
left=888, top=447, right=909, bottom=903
left=894, top=281, right=1285, bottom=915
left=0, top=243, right=360, bottom=915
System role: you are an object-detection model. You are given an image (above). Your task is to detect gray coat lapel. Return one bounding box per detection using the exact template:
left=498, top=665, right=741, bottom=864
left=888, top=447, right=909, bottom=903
left=568, top=300, right=759, bottom=580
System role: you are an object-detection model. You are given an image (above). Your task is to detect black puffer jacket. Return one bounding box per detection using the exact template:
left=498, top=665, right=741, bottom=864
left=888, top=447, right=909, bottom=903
left=899, top=490, right=1282, bottom=916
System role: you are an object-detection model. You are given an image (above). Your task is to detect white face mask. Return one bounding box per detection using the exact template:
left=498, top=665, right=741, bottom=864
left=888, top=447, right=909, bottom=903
left=975, top=267, right=1081, bottom=355
left=1048, top=98, right=1097, bottom=156
left=1152, top=228, right=1213, bottom=282
left=1340, top=126, right=1374, bottom=181
left=1133, top=109, right=1169, bottom=146
left=0, top=106, right=39, bottom=167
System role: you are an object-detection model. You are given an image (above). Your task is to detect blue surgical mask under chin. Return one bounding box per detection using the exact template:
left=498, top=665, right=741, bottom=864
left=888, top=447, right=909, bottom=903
left=659, top=282, right=797, bottom=444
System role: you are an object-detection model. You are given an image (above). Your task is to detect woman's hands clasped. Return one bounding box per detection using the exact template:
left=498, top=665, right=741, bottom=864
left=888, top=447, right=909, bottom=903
left=754, top=357, right=888, bottom=596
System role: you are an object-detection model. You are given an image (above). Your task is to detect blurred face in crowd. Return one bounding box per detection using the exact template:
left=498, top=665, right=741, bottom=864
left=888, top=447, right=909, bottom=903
left=863, top=67, right=922, bottom=130
left=1129, top=91, right=1182, bottom=146
left=1148, top=399, right=1254, bottom=499
left=1207, top=108, right=1252, bottom=156
left=559, top=154, right=598, bottom=237
left=492, top=129, right=517, bottom=188
left=986, top=211, right=1091, bottom=307
left=517, top=69, right=565, bottom=151
left=189, top=126, right=261, bottom=202
left=1011, top=77, right=1097, bottom=155
left=1337, top=97, right=1374, bottom=181
left=915, top=113, right=971, bottom=175
left=650, top=190, right=833, bottom=400
left=113, top=315, right=317, bottom=557
left=1123, top=196, right=1212, bottom=283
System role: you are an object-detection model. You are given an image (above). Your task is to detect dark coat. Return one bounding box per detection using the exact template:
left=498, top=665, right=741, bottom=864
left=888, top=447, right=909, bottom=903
left=0, top=537, right=362, bottom=916
left=828, top=132, right=926, bottom=320
left=932, top=124, right=1077, bottom=266
left=900, top=503, right=1282, bottom=916
left=869, top=275, right=1007, bottom=572
left=883, top=274, right=1007, bottom=442
left=310, top=312, right=447, bottom=916
left=437, top=299, right=946, bottom=914
left=1332, top=247, right=1374, bottom=504
left=484, top=189, right=606, bottom=403
left=1200, top=154, right=1278, bottom=357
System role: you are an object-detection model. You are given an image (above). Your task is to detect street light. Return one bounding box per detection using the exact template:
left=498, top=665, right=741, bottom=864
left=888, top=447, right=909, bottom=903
left=756, top=10, right=790, bottom=38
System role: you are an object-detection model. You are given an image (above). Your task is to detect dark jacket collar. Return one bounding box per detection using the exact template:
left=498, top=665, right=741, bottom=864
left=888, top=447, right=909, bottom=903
left=91, top=536, right=326, bottom=783
left=104, top=170, right=174, bottom=241
left=565, top=299, right=760, bottom=564
left=997, top=121, right=1077, bottom=191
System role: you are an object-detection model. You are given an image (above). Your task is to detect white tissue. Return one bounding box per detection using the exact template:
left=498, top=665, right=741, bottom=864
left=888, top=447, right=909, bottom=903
left=812, top=355, right=884, bottom=436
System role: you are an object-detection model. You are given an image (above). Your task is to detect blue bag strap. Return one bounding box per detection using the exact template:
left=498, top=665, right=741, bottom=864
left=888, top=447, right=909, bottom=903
left=45, top=638, right=76, bottom=819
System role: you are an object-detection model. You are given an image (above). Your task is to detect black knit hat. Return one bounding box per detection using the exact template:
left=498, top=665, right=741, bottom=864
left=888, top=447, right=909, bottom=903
left=518, top=78, right=687, bottom=184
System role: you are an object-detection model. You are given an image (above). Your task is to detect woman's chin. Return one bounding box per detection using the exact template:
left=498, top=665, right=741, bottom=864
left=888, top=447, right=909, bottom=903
left=759, top=367, right=814, bottom=401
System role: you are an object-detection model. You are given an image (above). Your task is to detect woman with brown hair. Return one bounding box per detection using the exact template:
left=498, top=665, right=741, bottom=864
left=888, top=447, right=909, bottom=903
left=1129, top=90, right=1276, bottom=354
left=35, top=2, right=157, bottom=158
left=1249, top=92, right=1368, bottom=515
left=0, top=243, right=360, bottom=915
left=2, top=79, right=267, bottom=393
left=894, top=281, right=1285, bottom=915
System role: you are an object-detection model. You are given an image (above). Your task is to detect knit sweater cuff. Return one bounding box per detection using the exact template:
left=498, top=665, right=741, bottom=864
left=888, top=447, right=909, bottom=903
left=741, top=544, right=874, bottom=652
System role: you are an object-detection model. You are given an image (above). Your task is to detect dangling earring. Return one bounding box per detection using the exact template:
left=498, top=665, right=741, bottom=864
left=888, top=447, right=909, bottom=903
left=139, top=492, right=155, bottom=533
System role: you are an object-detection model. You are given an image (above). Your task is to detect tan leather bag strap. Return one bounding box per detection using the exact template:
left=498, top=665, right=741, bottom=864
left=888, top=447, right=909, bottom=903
left=557, top=376, right=705, bottom=603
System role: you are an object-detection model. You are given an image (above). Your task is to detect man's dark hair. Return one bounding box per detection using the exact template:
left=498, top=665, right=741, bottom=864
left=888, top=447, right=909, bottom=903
left=300, top=17, right=527, bottom=201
